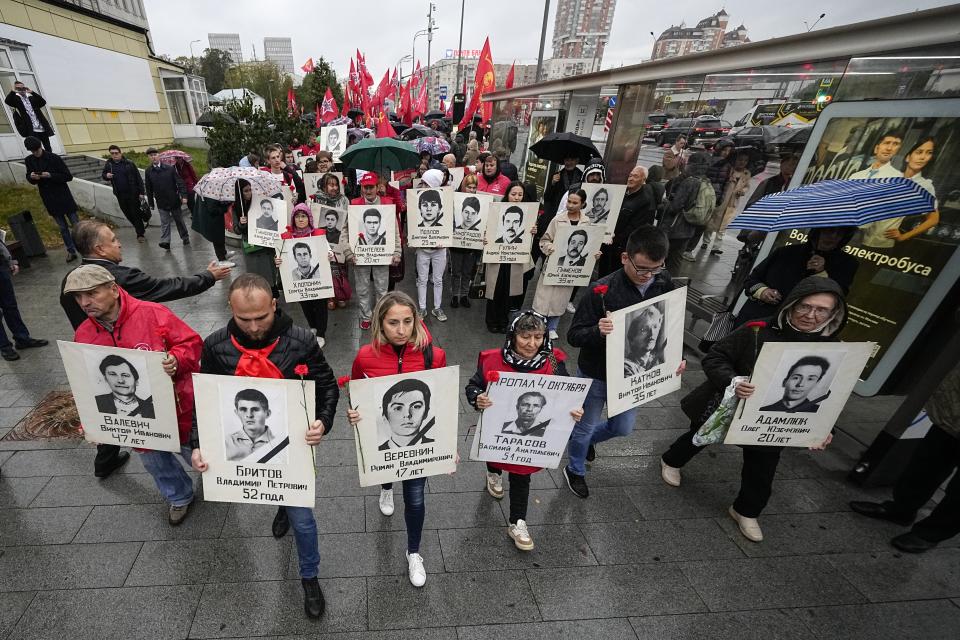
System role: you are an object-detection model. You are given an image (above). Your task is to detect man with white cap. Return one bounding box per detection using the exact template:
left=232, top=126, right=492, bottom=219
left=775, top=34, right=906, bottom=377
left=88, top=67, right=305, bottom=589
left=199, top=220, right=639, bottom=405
left=65, top=265, right=202, bottom=525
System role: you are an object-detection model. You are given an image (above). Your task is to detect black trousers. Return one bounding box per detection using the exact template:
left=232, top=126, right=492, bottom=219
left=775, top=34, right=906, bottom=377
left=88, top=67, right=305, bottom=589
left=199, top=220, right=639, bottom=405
left=888, top=424, right=960, bottom=543
left=298, top=299, right=328, bottom=338
left=26, top=132, right=52, bottom=153
left=662, top=421, right=783, bottom=518
left=95, top=443, right=123, bottom=474
left=116, top=192, right=146, bottom=237
left=487, top=463, right=533, bottom=524
left=665, top=238, right=689, bottom=275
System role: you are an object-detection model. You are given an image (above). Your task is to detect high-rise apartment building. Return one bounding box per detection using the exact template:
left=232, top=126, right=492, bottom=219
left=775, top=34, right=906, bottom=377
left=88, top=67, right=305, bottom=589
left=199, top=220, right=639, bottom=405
left=263, top=37, right=294, bottom=76
left=207, top=33, right=243, bottom=63
left=551, top=0, right=617, bottom=73
left=651, top=10, right=750, bottom=60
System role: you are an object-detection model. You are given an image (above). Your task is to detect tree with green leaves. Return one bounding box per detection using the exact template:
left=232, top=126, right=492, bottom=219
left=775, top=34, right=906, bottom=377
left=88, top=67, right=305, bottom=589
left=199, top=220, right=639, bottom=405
left=224, top=61, right=293, bottom=116
left=198, top=48, right=234, bottom=94
left=297, top=57, right=343, bottom=112
left=203, top=97, right=311, bottom=169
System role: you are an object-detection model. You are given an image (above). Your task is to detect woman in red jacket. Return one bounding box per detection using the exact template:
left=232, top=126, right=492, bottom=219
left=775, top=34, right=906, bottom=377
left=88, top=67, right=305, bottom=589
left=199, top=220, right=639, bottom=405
left=465, top=311, right=583, bottom=551
left=347, top=291, right=447, bottom=587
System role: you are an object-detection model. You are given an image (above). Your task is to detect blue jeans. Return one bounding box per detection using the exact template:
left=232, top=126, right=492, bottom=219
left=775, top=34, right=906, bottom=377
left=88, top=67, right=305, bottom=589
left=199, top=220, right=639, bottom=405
left=0, top=269, right=31, bottom=350
left=566, top=369, right=639, bottom=476
left=52, top=211, right=79, bottom=254
left=383, top=478, right=428, bottom=552
left=286, top=506, right=320, bottom=578
left=139, top=445, right=194, bottom=507
left=547, top=315, right=560, bottom=332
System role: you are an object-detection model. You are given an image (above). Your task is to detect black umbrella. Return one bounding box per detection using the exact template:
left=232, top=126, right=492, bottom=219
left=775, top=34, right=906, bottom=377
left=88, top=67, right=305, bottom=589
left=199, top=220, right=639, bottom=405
left=392, top=122, right=410, bottom=135
left=196, top=110, right=236, bottom=126
left=400, top=124, right=441, bottom=140
left=529, top=132, right=600, bottom=163
left=424, top=110, right=446, bottom=121
left=346, top=107, right=364, bottom=119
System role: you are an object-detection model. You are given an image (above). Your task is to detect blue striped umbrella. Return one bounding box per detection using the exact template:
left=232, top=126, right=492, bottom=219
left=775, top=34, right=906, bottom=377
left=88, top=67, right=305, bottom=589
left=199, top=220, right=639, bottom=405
left=728, top=177, right=936, bottom=231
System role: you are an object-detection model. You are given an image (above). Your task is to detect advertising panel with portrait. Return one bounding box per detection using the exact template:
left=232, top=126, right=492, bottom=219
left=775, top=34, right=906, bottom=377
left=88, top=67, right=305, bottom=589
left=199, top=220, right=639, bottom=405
left=348, top=367, right=459, bottom=487
left=482, top=201, right=538, bottom=264
left=469, top=372, right=590, bottom=469
left=725, top=342, right=874, bottom=447
left=247, top=196, right=285, bottom=249
left=321, top=124, right=347, bottom=162
left=523, top=110, right=559, bottom=199
left=278, top=234, right=334, bottom=302
left=348, top=204, right=396, bottom=266
left=605, top=287, right=687, bottom=417
left=542, top=223, right=604, bottom=286
left=193, top=373, right=316, bottom=507
left=406, top=187, right=454, bottom=248
left=58, top=341, right=180, bottom=452
left=581, top=183, right=627, bottom=242
left=452, top=191, right=494, bottom=250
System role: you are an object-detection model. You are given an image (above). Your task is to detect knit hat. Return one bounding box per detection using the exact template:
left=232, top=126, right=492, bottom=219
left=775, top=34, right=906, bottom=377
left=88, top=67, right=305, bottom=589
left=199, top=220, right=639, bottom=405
left=420, top=169, right=445, bottom=188
left=583, top=158, right=605, bottom=182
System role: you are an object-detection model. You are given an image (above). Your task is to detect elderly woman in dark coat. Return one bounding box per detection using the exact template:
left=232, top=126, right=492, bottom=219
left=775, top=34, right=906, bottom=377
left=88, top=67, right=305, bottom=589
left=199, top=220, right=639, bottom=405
left=660, top=276, right=845, bottom=543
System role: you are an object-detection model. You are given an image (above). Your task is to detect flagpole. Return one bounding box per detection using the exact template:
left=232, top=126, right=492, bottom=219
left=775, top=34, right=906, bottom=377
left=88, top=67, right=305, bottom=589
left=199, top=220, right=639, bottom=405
left=454, top=0, right=465, bottom=98
left=536, top=0, right=551, bottom=82
left=426, top=2, right=436, bottom=111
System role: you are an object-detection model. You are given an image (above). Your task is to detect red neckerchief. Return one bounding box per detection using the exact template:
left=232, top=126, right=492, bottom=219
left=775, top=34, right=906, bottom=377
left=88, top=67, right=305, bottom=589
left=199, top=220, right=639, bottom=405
left=230, top=336, right=284, bottom=379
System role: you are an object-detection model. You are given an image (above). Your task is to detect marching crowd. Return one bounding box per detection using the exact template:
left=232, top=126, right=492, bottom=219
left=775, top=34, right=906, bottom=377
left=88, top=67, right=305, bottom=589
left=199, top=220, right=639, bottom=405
left=0, top=120, right=957, bottom=624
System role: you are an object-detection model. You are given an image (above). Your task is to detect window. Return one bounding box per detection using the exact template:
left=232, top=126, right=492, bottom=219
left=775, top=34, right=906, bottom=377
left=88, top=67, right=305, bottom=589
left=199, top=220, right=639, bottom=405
left=163, top=76, right=191, bottom=125
left=0, top=45, right=45, bottom=135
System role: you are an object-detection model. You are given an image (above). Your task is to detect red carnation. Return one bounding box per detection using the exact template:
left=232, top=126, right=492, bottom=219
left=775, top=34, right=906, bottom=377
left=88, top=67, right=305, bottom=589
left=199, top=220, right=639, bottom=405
left=593, top=284, right=609, bottom=296
left=746, top=321, right=767, bottom=329
left=357, top=232, right=365, bottom=240
left=485, top=371, right=500, bottom=383
left=294, top=364, right=309, bottom=376
left=337, top=375, right=351, bottom=388
left=316, top=228, right=326, bottom=235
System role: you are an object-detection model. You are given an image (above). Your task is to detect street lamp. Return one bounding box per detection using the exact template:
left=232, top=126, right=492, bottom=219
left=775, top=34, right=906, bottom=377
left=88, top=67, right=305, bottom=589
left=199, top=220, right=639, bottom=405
left=189, top=39, right=201, bottom=69
left=804, top=13, right=826, bottom=32
left=267, top=79, right=275, bottom=115
left=396, top=54, right=412, bottom=81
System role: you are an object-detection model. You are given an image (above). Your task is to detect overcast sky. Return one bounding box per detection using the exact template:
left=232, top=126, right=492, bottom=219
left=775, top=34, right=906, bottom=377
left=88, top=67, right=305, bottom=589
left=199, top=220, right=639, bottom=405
left=144, top=0, right=955, bottom=78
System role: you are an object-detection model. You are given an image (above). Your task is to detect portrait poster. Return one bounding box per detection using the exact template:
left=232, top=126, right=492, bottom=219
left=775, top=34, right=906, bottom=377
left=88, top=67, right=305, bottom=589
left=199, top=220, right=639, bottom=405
left=724, top=342, right=874, bottom=448
left=247, top=196, right=285, bottom=249
left=605, top=287, right=687, bottom=417
left=278, top=234, right=334, bottom=302
left=448, top=166, right=466, bottom=191
left=296, top=155, right=311, bottom=172
left=469, top=372, right=590, bottom=469
left=523, top=110, right=559, bottom=200
left=193, top=373, right=316, bottom=508
left=581, top=183, right=627, bottom=242
left=305, top=172, right=344, bottom=199
left=348, top=204, right=396, bottom=266
left=311, top=203, right=347, bottom=261
left=321, top=124, right=347, bottom=161
left=452, top=191, right=494, bottom=250
left=348, top=366, right=459, bottom=487
left=763, top=99, right=960, bottom=393
left=482, top=201, right=538, bottom=264
left=406, top=187, right=454, bottom=248
left=542, top=222, right=604, bottom=286
left=57, top=341, right=180, bottom=453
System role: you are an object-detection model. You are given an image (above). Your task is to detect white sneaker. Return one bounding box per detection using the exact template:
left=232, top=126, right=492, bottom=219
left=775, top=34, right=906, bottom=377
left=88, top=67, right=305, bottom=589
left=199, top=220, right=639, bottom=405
left=565, top=302, right=576, bottom=314
left=660, top=459, right=682, bottom=487
left=729, top=506, right=763, bottom=542
left=431, top=308, right=448, bottom=322
left=316, top=337, right=325, bottom=348
left=406, top=551, right=426, bottom=587
left=549, top=330, right=559, bottom=341
left=680, top=251, right=696, bottom=262
left=378, top=488, right=394, bottom=516
left=508, top=519, right=535, bottom=551
left=486, top=472, right=504, bottom=499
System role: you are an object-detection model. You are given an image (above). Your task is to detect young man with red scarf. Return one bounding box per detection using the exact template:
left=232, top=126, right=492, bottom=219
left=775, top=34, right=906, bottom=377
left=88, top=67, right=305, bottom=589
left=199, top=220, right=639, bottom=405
left=189, top=273, right=338, bottom=620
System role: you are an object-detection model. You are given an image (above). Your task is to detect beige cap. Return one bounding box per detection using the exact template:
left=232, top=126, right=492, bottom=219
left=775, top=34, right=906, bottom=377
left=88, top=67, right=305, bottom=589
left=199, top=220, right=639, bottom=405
left=63, top=265, right=116, bottom=293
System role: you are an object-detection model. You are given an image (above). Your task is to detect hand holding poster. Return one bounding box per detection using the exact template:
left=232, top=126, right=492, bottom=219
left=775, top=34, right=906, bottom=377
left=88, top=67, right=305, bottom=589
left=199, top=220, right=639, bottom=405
left=406, top=187, right=454, bottom=248
left=248, top=197, right=284, bottom=249
left=348, top=204, right=396, bottom=265
left=605, top=287, right=687, bottom=416
left=321, top=124, right=347, bottom=161
left=348, top=367, right=459, bottom=487
left=469, top=372, right=590, bottom=468
left=452, top=191, right=494, bottom=250
left=724, top=342, right=874, bottom=448
left=193, top=373, right=316, bottom=507
left=581, top=183, right=626, bottom=242
left=482, top=201, right=538, bottom=264
left=58, top=341, right=180, bottom=452
left=542, top=223, right=604, bottom=286
left=278, top=235, right=334, bottom=302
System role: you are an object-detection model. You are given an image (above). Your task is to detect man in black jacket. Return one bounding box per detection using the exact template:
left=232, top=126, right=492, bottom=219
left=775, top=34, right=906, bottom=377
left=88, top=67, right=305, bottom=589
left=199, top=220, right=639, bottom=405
left=23, top=136, right=79, bottom=262
left=144, top=148, right=188, bottom=250
left=59, top=219, right=231, bottom=478
left=599, top=166, right=657, bottom=277
left=4, top=81, right=54, bottom=152
left=564, top=226, right=678, bottom=498
left=102, top=145, right=147, bottom=241
left=189, top=273, right=337, bottom=620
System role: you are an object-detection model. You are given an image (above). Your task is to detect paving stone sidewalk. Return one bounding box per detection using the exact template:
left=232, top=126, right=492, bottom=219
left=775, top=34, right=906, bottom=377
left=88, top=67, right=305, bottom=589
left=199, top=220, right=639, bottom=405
left=1, top=223, right=958, bottom=639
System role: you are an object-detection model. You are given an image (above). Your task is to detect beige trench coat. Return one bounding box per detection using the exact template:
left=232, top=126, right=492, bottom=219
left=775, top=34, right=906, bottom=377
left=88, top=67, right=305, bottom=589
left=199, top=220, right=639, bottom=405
left=532, top=212, right=598, bottom=317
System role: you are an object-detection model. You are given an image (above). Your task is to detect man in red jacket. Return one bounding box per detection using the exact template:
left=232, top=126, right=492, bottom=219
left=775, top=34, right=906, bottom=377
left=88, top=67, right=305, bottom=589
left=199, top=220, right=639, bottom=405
left=64, top=265, right=202, bottom=525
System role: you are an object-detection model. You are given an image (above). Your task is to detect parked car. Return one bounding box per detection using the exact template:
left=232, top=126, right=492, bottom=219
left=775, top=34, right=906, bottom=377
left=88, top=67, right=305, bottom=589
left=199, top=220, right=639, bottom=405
left=642, top=113, right=670, bottom=141
left=654, top=118, right=696, bottom=146
left=731, top=125, right=783, bottom=156
left=656, top=116, right=731, bottom=147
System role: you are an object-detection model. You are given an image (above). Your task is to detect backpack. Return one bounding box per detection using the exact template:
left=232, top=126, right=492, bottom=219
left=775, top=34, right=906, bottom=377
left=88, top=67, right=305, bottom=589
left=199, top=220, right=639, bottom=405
left=683, top=177, right=716, bottom=226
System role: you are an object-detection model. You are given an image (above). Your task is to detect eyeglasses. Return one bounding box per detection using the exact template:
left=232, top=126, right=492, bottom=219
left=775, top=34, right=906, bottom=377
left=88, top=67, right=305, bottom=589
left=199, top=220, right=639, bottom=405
left=627, top=256, right=665, bottom=276
left=794, top=303, right=835, bottom=319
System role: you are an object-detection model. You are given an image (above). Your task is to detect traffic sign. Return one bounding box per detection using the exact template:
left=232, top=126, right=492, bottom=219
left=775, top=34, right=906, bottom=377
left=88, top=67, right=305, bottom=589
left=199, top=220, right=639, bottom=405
left=439, top=86, right=448, bottom=100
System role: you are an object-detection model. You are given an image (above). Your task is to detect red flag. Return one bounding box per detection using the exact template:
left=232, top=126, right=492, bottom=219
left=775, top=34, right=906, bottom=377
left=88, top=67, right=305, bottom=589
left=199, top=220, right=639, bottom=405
left=458, top=37, right=496, bottom=130
left=348, top=58, right=360, bottom=96
left=374, top=70, right=391, bottom=106
left=287, top=87, right=297, bottom=115
left=342, top=82, right=352, bottom=116
left=445, top=100, right=453, bottom=119
left=375, top=109, right=397, bottom=138
left=399, top=80, right=413, bottom=125
left=411, top=60, right=421, bottom=88
left=357, top=49, right=374, bottom=86
left=439, top=98, right=446, bottom=113
left=320, top=87, right=339, bottom=123
left=315, top=103, right=321, bottom=128
left=505, top=61, right=515, bottom=89
left=301, top=57, right=315, bottom=74
left=412, top=85, right=427, bottom=121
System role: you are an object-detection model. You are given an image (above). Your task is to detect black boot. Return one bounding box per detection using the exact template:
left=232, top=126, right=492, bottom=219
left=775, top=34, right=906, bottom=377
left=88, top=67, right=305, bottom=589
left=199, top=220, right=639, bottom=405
left=302, top=577, right=325, bottom=619
left=272, top=506, right=290, bottom=538
left=461, top=296, right=471, bottom=308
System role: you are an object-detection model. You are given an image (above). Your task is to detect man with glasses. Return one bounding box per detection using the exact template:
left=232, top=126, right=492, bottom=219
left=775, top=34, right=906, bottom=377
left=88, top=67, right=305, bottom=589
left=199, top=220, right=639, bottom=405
left=102, top=145, right=148, bottom=242
left=564, top=226, right=678, bottom=498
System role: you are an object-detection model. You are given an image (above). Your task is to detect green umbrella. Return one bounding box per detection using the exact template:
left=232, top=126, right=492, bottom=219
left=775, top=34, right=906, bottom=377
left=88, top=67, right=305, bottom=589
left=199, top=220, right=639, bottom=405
left=338, top=137, right=420, bottom=174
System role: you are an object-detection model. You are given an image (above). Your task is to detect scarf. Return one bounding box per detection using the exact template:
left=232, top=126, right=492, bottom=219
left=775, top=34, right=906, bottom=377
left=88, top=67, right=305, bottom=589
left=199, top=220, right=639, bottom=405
left=501, top=310, right=553, bottom=372
left=227, top=308, right=294, bottom=379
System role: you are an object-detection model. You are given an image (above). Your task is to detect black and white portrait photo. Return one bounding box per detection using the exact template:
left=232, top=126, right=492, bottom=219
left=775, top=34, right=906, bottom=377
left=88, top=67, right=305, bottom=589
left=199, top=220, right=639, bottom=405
left=496, top=205, right=525, bottom=244
left=321, top=208, right=342, bottom=245
left=558, top=229, right=589, bottom=267
left=542, top=223, right=603, bottom=286
left=359, top=208, right=385, bottom=245
left=452, top=192, right=492, bottom=250
left=580, top=183, right=627, bottom=241
left=325, top=127, right=342, bottom=153
left=348, top=204, right=397, bottom=266
left=290, top=242, right=320, bottom=281
left=587, top=187, right=611, bottom=224
left=278, top=234, right=333, bottom=302
left=483, top=202, right=538, bottom=265
left=623, top=301, right=667, bottom=378
left=93, top=353, right=155, bottom=418
left=407, top=187, right=454, bottom=248
left=417, top=189, right=444, bottom=227
left=248, top=197, right=286, bottom=249
left=378, top=378, right=435, bottom=450
left=256, top=198, right=278, bottom=231
left=456, top=196, right=483, bottom=231
left=321, top=124, right=347, bottom=161
left=500, top=391, right=551, bottom=437
left=759, top=355, right=837, bottom=414
left=223, top=387, right=289, bottom=464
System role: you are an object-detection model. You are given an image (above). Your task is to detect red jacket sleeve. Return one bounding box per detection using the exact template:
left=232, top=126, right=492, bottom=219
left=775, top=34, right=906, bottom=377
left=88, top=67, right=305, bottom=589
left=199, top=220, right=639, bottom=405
left=159, top=309, right=202, bottom=374
left=433, top=346, right=447, bottom=368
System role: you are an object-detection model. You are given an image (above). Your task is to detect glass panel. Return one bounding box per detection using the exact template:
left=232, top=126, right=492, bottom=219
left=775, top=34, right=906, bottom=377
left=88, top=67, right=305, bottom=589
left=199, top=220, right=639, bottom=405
left=163, top=77, right=185, bottom=91
left=605, top=80, right=678, bottom=184
left=189, top=91, right=200, bottom=122
left=0, top=71, right=16, bottom=133
left=10, top=48, right=31, bottom=71
left=0, top=50, right=11, bottom=69
left=834, top=48, right=960, bottom=102
left=165, top=90, right=190, bottom=125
